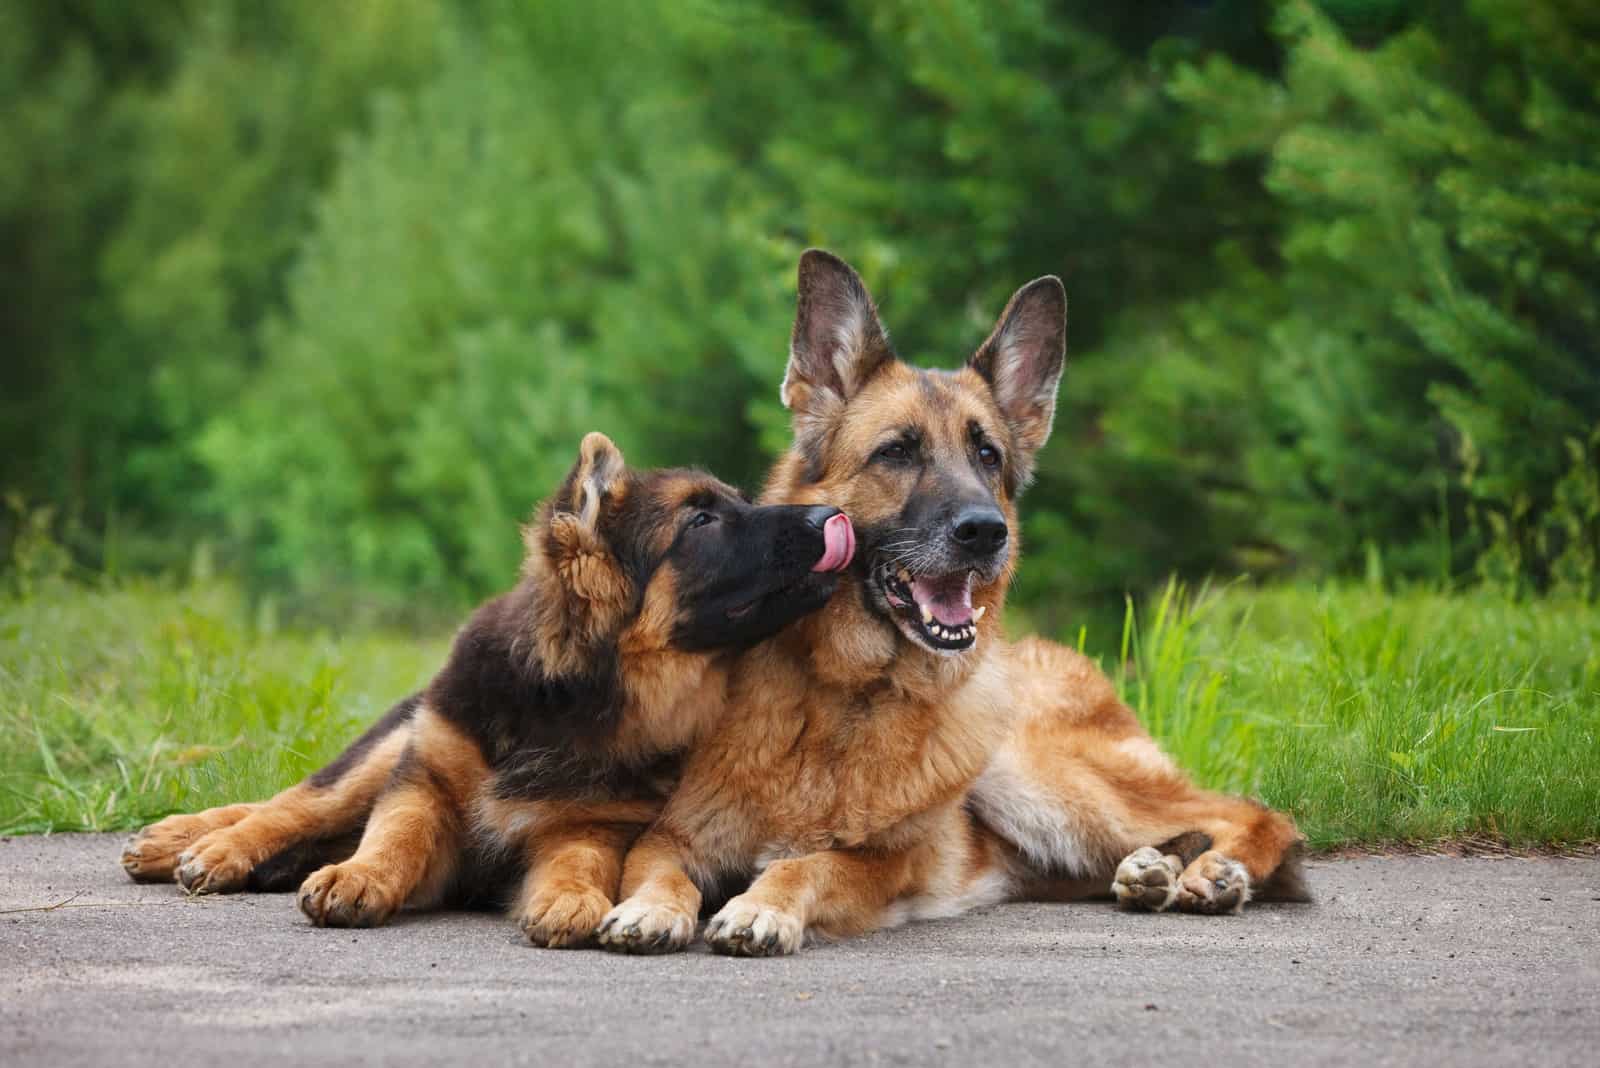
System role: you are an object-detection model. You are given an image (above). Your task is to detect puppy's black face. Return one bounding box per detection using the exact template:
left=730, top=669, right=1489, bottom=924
left=624, top=472, right=855, bottom=653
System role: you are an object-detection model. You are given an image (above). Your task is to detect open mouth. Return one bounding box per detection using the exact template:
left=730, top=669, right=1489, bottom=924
left=877, top=561, right=986, bottom=651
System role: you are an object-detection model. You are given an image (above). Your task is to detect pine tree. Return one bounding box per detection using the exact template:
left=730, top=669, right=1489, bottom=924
left=1147, top=0, right=1600, bottom=589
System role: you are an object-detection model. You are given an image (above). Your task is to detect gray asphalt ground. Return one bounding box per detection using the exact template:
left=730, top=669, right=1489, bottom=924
left=3, top=835, right=1597, bottom=1067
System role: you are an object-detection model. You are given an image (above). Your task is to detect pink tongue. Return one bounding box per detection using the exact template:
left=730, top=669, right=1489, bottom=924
left=812, top=513, right=856, bottom=572
left=910, top=572, right=974, bottom=626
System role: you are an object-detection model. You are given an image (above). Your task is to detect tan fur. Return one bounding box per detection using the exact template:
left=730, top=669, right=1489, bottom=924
left=523, top=512, right=633, bottom=680
left=300, top=706, right=489, bottom=926
left=605, top=255, right=1299, bottom=953
left=604, top=365, right=1024, bottom=955
left=126, top=727, right=411, bottom=893
left=966, top=637, right=1304, bottom=914
left=515, top=821, right=638, bottom=948
left=122, top=802, right=261, bottom=883
left=610, top=569, right=726, bottom=763
left=124, top=437, right=790, bottom=949
left=518, top=433, right=637, bottom=680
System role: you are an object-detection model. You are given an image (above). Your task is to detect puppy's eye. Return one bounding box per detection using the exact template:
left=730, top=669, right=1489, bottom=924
left=878, top=442, right=911, bottom=463
left=977, top=444, right=1001, bottom=469
left=688, top=511, right=717, bottom=529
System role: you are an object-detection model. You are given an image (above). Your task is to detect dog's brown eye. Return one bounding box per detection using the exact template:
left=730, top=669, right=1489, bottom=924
left=978, top=444, right=1001, bottom=468
left=688, top=512, right=716, bottom=529
left=878, top=442, right=911, bottom=462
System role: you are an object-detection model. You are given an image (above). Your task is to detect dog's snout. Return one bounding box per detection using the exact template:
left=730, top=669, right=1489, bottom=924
left=950, top=507, right=1007, bottom=556
left=803, top=505, right=842, bottom=530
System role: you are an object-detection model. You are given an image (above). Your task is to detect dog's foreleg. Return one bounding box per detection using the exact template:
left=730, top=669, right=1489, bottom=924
left=703, top=846, right=916, bottom=957
left=596, top=828, right=704, bottom=954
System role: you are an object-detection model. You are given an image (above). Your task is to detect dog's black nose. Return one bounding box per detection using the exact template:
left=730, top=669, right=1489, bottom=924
left=951, top=507, right=1008, bottom=556
left=803, top=505, right=842, bottom=530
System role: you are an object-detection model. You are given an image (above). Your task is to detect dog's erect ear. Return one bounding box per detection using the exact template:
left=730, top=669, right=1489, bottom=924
left=535, top=431, right=628, bottom=600
left=969, top=276, right=1066, bottom=485
left=525, top=433, right=632, bottom=672
left=568, top=431, right=625, bottom=532
left=781, top=250, right=896, bottom=420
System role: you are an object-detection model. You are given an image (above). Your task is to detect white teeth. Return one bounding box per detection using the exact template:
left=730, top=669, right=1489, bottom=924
left=920, top=604, right=934, bottom=625
left=923, top=619, right=978, bottom=644
left=973, top=606, right=987, bottom=622
left=898, top=568, right=911, bottom=583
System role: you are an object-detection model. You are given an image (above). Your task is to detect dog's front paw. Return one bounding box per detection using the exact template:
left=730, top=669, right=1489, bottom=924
left=172, top=835, right=254, bottom=895
left=1175, top=851, right=1251, bottom=915
left=596, top=897, right=696, bottom=955
left=520, top=886, right=612, bottom=949
left=704, top=896, right=804, bottom=957
left=297, top=863, right=403, bottom=928
left=1112, top=846, right=1182, bottom=912
left=121, top=815, right=214, bottom=883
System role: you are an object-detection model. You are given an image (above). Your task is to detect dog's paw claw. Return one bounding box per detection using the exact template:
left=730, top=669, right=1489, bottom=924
left=1175, top=851, right=1251, bottom=915
left=1112, top=846, right=1182, bottom=912
left=519, top=887, right=612, bottom=949
left=120, top=816, right=215, bottom=883
left=595, top=899, right=696, bottom=955
left=297, top=864, right=400, bottom=928
left=704, top=896, right=803, bottom=957
left=171, top=838, right=255, bottom=896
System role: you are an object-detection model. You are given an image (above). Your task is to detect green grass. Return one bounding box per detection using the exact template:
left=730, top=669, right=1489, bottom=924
left=0, top=578, right=445, bottom=835
left=2, top=576, right=1597, bottom=847
left=1098, top=581, right=1600, bottom=848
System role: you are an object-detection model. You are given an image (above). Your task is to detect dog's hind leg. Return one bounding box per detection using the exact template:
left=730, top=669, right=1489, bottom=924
left=124, top=694, right=421, bottom=888
left=166, top=696, right=420, bottom=895
left=976, top=724, right=1304, bottom=914
left=973, top=638, right=1305, bottom=915
left=1160, top=796, right=1307, bottom=914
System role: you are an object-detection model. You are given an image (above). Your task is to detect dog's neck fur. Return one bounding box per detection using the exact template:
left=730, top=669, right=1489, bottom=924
left=519, top=510, right=634, bottom=682
left=516, top=512, right=724, bottom=762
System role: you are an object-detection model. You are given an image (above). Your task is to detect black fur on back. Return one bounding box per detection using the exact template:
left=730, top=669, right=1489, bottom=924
left=308, top=693, right=422, bottom=789
left=423, top=581, right=660, bottom=804
left=417, top=462, right=836, bottom=809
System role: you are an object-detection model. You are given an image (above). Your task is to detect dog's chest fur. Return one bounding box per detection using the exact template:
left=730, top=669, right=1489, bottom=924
left=668, top=630, right=1014, bottom=870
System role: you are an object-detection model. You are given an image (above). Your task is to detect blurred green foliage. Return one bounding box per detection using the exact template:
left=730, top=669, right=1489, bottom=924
left=3, top=0, right=1596, bottom=620
left=1155, top=0, right=1600, bottom=596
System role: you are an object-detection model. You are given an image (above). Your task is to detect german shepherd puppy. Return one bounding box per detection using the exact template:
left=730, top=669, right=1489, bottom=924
left=121, top=432, right=856, bottom=945
left=597, top=251, right=1302, bottom=956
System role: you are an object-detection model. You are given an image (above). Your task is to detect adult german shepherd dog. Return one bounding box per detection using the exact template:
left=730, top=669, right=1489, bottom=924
left=120, top=433, right=856, bottom=945
left=598, top=251, right=1304, bottom=957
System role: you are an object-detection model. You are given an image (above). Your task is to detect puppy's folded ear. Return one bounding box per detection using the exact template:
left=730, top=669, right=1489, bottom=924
left=968, top=276, right=1066, bottom=488
left=781, top=250, right=897, bottom=469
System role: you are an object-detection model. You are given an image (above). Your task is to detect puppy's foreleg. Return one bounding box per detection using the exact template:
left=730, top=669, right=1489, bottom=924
left=517, top=823, right=636, bottom=948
